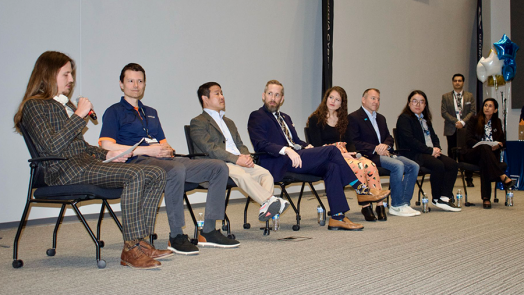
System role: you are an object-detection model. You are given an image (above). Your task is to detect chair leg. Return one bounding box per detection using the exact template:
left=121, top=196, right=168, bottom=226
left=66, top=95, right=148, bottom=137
left=12, top=198, right=33, bottom=268
left=69, top=201, right=105, bottom=268
left=184, top=194, right=199, bottom=245
left=51, top=204, right=67, bottom=250
left=307, top=182, right=326, bottom=225
left=278, top=183, right=300, bottom=231
left=243, top=197, right=251, bottom=229
left=462, top=170, right=475, bottom=206
left=103, top=199, right=123, bottom=232
left=416, top=175, right=426, bottom=206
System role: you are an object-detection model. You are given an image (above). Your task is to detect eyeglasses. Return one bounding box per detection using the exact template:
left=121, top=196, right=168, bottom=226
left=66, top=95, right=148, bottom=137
left=411, top=100, right=426, bottom=106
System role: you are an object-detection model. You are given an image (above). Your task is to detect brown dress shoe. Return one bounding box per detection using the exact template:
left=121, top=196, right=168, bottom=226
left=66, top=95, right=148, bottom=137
left=357, top=189, right=390, bottom=203
left=138, top=240, right=174, bottom=259
left=121, top=242, right=161, bottom=269
left=327, top=217, right=364, bottom=231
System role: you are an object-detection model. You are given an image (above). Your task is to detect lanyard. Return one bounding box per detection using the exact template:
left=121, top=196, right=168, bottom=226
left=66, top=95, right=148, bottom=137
left=135, top=107, right=152, bottom=139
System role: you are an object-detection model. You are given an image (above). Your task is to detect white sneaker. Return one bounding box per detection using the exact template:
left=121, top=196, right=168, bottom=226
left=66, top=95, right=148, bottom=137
left=258, top=196, right=281, bottom=221
left=389, top=205, right=417, bottom=217
left=432, top=197, right=461, bottom=212
left=402, top=204, right=421, bottom=216
left=279, top=198, right=290, bottom=214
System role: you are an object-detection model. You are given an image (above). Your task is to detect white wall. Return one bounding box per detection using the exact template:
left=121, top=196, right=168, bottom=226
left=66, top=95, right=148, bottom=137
left=0, top=0, right=322, bottom=224
left=1, top=0, right=514, bottom=225
left=333, top=0, right=478, bottom=153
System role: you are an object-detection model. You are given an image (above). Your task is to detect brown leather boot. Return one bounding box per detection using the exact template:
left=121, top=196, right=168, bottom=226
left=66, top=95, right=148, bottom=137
left=120, top=241, right=161, bottom=269
left=138, top=240, right=174, bottom=259
left=357, top=188, right=390, bottom=203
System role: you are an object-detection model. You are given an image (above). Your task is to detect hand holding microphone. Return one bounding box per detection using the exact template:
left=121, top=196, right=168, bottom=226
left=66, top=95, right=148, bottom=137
left=74, top=96, right=97, bottom=120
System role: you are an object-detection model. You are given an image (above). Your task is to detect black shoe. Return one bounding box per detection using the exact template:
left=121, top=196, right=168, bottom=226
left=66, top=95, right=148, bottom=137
left=502, top=176, right=514, bottom=190
left=167, top=234, right=199, bottom=255
left=483, top=200, right=492, bottom=209
left=376, top=205, right=387, bottom=221
left=199, top=229, right=240, bottom=248
left=361, top=206, right=377, bottom=221
left=466, top=179, right=474, bottom=187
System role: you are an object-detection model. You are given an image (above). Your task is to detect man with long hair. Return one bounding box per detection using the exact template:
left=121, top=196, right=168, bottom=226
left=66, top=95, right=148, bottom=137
left=14, top=51, right=172, bottom=269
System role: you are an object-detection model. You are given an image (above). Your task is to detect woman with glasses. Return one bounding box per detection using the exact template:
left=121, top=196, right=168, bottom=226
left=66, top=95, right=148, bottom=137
left=463, top=98, right=512, bottom=209
left=307, top=86, right=390, bottom=221
left=395, top=90, right=460, bottom=212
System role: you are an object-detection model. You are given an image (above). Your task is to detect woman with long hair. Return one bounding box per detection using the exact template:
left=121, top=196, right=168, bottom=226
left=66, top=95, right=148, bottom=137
left=463, top=98, right=513, bottom=208
left=396, top=90, right=460, bottom=212
left=307, top=86, right=390, bottom=222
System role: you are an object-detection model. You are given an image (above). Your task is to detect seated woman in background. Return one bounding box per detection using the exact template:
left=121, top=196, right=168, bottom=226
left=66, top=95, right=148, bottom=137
left=463, top=98, right=513, bottom=209
left=396, top=90, right=460, bottom=212
left=307, top=86, right=390, bottom=222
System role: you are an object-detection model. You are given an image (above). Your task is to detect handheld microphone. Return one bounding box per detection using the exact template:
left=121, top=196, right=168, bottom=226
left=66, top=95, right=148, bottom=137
left=75, top=96, right=97, bottom=120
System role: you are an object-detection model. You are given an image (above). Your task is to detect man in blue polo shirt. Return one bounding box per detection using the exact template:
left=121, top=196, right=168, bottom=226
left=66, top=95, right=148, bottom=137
left=99, top=63, right=240, bottom=254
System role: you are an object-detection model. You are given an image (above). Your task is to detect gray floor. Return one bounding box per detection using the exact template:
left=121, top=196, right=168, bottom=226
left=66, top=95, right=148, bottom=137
left=1, top=176, right=523, bottom=294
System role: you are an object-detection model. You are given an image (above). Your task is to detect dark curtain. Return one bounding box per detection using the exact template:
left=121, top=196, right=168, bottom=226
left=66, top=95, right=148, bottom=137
left=322, top=0, right=334, bottom=99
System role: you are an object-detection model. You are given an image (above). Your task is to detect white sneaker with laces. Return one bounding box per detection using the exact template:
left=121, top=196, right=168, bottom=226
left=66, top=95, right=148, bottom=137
left=258, top=196, right=282, bottom=221
left=279, top=198, right=290, bottom=214
left=432, top=196, right=461, bottom=212
left=402, top=204, right=421, bottom=216
left=389, top=205, right=417, bottom=217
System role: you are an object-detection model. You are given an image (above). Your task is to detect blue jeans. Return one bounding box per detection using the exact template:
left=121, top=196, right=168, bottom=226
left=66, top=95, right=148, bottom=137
left=380, top=155, right=419, bottom=207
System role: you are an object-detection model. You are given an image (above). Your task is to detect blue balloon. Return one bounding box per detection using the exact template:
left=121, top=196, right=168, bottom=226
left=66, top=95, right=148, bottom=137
left=494, top=34, right=519, bottom=60
left=503, top=64, right=516, bottom=82
left=494, top=34, right=519, bottom=81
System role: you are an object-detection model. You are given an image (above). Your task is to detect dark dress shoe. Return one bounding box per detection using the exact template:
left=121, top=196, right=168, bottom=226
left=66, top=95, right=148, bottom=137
left=483, top=200, right=492, bottom=209
left=466, top=179, right=474, bottom=187
left=361, top=206, right=377, bottom=221
left=376, top=205, right=387, bottom=221
left=502, top=176, right=514, bottom=190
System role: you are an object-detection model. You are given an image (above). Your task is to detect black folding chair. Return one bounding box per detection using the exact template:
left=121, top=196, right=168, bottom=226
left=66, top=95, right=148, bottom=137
left=183, top=125, right=237, bottom=239
left=13, top=123, right=126, bottom=269
left=452, top=147, right=508, bottom=206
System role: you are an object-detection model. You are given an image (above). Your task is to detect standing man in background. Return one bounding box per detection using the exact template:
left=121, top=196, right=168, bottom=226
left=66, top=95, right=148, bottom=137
left=441, top=73, right=476, bottom=187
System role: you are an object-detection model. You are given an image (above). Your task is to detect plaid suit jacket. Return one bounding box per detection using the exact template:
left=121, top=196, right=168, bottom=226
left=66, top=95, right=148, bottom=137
left=22, top=99, right=108, bottom=186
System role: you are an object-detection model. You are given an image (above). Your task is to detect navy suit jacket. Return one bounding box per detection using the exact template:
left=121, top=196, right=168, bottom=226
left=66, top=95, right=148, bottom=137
left=247, top=106, right=307, bottom=181
left=348, top=107, right=394, bottom=166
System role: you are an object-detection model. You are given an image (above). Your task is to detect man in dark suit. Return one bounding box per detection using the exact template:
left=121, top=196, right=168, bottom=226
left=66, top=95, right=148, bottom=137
left=14, top=51, right=172, bottom=269
left=248, top=80, right=389, bottom=231
left=441, top=73, right=476, bottom=186
left=348, top=88, right=420, bottom=217
left=190, top=82, right=289, bottom=222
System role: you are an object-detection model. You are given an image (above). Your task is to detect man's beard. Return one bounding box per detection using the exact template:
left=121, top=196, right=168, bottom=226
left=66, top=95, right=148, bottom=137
left=264, top=101, right=280, bottom=113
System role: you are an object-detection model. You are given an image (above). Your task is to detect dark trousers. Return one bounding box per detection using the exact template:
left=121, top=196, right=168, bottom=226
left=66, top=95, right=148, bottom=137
left=414, top=154, right=458, bottom=200
left=463, top=145, right=505, bottom=200
left=447, top=132, right=473, bottom=181
left=291, top=146, right=355, bottom=214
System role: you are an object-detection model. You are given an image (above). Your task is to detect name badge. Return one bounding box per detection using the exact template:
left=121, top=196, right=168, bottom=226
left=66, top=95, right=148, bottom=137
left=145, top=138, right=159, bottom=144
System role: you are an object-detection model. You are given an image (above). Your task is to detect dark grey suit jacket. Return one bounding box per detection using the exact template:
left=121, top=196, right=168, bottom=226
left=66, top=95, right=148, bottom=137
left=441, top=90, right=476, bottom=136
left=189, top=111, right=250, bottom=163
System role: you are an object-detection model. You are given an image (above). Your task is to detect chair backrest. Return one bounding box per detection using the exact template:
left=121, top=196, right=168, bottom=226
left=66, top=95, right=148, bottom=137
left=19, top=123, right=48, bottom=188
left=392, top=128, right=399, bottom=150
left=303, top=127, right=311, bottom=144
left=184, top=125, right=196, bottom=154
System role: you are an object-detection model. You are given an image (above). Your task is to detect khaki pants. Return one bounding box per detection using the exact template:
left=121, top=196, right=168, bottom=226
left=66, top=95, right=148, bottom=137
left=226, top=163, right=274, bottom=204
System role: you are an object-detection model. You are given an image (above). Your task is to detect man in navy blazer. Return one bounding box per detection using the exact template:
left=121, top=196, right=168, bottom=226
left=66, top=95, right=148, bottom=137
left=348, top=88, right=420, bottom=217
left=248, top=80, right=388, bottom=231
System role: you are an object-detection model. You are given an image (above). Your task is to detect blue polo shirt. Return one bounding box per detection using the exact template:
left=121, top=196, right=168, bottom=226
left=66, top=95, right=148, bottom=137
left=99, top=97, right=166, bottom=147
